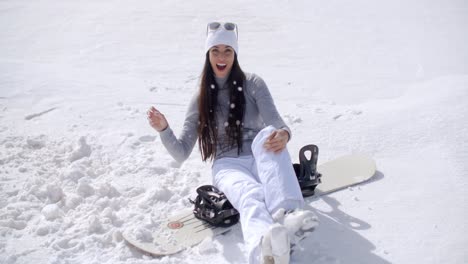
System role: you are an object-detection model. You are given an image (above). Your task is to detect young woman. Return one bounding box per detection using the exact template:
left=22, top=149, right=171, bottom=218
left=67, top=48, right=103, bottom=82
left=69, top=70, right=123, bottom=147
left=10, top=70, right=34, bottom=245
left=147, top=22, right=318, bottom=264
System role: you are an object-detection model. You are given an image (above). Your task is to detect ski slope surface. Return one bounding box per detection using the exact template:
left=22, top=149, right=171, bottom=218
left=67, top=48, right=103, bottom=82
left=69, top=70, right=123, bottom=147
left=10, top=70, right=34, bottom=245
left=1, top=0, right=467, bottom=263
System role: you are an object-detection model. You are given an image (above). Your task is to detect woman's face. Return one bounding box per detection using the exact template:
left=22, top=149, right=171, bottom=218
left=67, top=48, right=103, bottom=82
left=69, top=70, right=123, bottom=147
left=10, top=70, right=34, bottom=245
left=209, top=45, right=235, bottom=78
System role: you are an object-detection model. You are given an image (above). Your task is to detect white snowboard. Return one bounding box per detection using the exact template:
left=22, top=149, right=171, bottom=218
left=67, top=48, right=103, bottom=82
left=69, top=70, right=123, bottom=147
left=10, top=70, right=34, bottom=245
left=123, top=209, right=233, bottom=256
left=123, top=154, right=376, bottom=256
left=315, top=154, right=376, bottom=195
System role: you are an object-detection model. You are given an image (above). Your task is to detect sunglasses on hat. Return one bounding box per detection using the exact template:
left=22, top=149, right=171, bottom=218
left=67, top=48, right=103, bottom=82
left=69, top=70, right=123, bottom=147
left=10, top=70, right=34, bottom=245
left=207, top=22, right=238, bottom=39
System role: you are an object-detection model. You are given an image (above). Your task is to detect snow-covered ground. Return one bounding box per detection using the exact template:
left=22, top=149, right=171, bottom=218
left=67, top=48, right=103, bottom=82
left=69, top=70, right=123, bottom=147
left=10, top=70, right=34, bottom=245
left=1, top=0, right=467, bottom=263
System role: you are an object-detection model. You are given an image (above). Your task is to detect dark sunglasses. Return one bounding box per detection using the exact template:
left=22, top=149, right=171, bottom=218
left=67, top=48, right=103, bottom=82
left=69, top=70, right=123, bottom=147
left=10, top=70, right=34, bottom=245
left=207, top=22, right=238, bottom=39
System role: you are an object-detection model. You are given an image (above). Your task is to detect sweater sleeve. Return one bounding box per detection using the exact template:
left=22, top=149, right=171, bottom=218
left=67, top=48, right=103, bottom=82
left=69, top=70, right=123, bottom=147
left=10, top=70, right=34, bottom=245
left=250, top=74, right=292, bottom=141
left=158, top=92, right=199, bottom=163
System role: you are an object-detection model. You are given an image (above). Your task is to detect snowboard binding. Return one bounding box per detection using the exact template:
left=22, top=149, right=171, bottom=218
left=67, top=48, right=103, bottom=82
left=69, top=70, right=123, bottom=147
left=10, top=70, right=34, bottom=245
left=189, top=185, right=240, bottom=227
left=293, top=144, right=322, bottom=197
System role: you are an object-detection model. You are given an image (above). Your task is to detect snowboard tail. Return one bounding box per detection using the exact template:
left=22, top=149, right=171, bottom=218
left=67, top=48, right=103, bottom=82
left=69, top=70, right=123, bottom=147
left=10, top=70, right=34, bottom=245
left=123, top=209, right=233, bottom=256
left=315, top=154, right=376, bottom=195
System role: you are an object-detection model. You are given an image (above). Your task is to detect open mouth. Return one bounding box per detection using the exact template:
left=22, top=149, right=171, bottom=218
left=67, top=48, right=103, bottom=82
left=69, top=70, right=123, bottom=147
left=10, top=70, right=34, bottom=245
left=216, top=63, right=227, bottom=71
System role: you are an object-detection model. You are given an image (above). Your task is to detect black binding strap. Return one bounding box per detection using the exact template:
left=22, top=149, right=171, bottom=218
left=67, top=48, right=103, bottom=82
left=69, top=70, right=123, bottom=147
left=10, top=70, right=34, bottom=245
left=190, top=185, right=239, bottom=227
left=293, top=144, right=322, bottom=197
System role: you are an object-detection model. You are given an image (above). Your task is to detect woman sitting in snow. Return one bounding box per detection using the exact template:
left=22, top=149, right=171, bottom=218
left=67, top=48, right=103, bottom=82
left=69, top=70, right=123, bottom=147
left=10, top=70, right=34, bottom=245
left=147, top=22, right=318, bottom=264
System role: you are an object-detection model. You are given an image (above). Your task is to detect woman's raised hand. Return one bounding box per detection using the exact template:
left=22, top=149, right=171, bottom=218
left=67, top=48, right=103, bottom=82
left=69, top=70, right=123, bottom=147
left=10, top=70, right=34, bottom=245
left=147, top=106, right=168, bottom=132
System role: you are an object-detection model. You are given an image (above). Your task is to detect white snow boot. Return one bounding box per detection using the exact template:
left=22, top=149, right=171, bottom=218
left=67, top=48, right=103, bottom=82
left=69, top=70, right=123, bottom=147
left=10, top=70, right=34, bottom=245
left=272, top=208, right=319, bottom=246
left=261, top=223, right=290, bottom=264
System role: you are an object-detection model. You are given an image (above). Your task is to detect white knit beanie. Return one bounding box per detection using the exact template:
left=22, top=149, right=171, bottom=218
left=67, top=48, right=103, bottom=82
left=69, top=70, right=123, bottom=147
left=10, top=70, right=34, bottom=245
left=205, top=23, right=238, bottom=54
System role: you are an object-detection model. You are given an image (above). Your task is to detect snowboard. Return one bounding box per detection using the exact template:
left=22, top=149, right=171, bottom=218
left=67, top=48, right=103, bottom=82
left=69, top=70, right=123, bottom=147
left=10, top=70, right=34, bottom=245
left=123, top=154, right=376, bottom=256
left=123, top=208, right=233, bottom=256
left=314, top=154, right=376, bottom=195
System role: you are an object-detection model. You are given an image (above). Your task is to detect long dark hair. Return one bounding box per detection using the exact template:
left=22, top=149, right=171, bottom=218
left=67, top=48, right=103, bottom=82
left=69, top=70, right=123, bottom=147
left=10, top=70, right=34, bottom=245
left=198, top=52, right=246, bottom=161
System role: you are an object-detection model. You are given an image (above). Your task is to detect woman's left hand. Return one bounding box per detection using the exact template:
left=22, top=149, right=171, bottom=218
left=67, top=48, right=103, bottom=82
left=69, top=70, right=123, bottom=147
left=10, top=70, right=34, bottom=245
left=263, top=129, right=289, bottom=153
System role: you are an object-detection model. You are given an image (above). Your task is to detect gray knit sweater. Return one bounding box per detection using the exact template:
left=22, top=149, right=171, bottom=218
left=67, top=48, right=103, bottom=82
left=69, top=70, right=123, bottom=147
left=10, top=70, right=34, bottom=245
left=158, top=72, right=291, bottom=163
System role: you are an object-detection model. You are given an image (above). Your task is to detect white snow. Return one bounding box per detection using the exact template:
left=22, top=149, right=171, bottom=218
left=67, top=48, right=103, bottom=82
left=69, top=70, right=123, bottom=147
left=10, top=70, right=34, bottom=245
left=1, top=0, right=467, bottom=263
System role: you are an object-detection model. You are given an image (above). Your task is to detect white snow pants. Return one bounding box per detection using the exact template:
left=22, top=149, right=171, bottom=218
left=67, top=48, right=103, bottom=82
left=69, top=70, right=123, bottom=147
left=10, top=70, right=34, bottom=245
left=212, top=126, right=304, bottom=264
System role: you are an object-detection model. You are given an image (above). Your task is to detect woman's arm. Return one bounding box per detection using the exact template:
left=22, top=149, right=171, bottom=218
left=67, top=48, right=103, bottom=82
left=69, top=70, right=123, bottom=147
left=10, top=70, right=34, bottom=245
left=250, top=74, right=292, bottom=152
left=251, top=75, right=291, bottom=138
left=148, top=93, right=199, bottom=163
